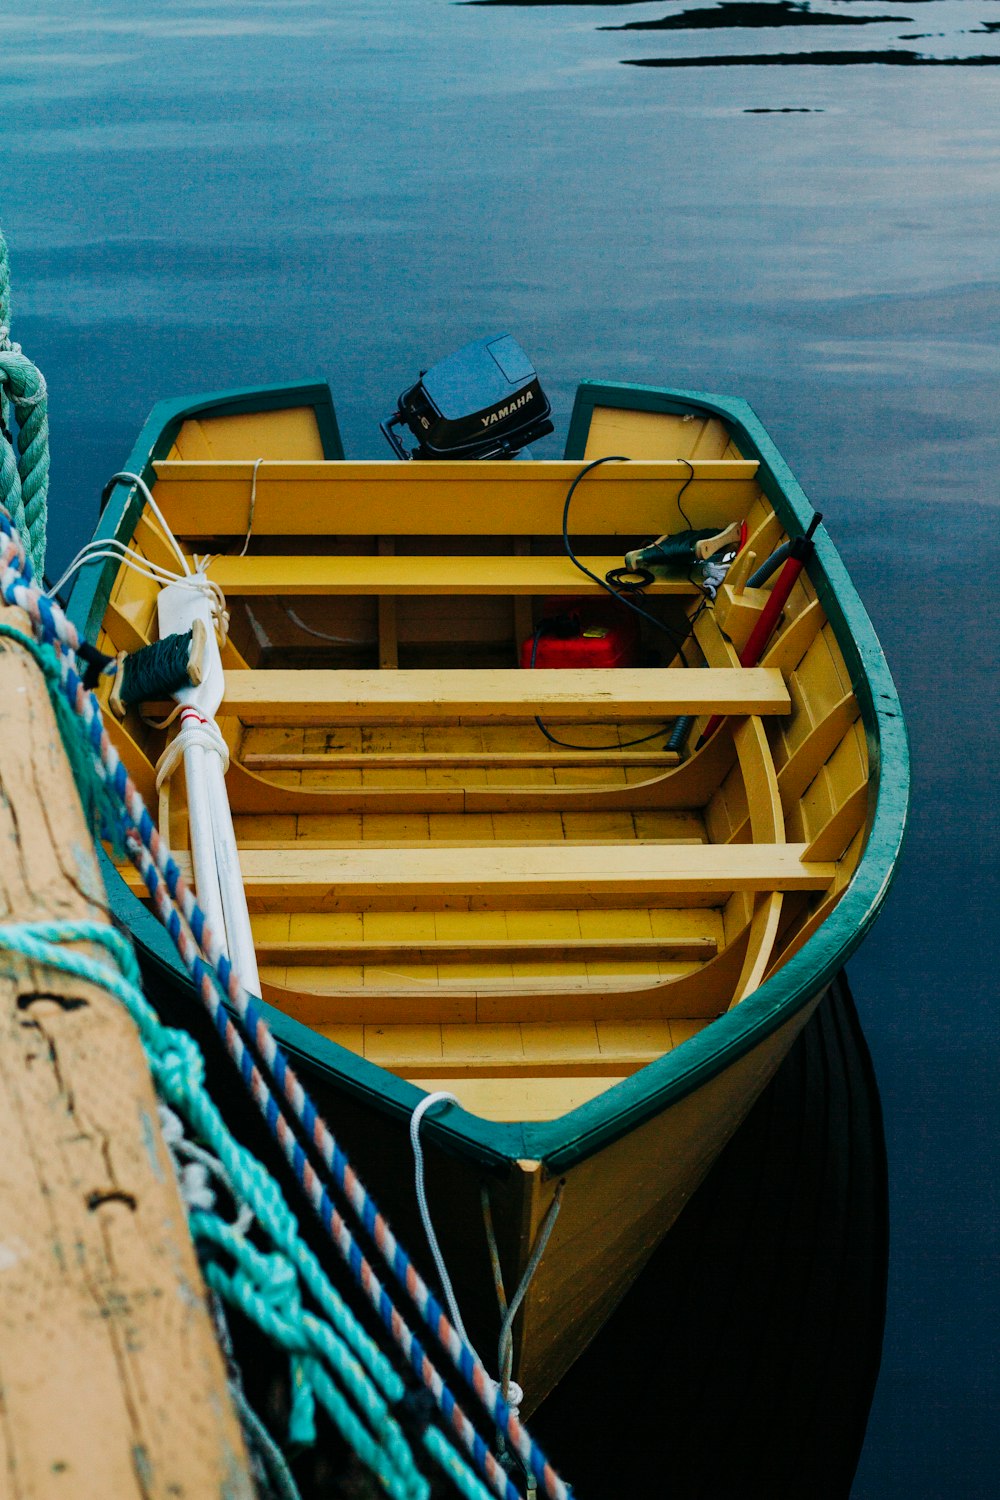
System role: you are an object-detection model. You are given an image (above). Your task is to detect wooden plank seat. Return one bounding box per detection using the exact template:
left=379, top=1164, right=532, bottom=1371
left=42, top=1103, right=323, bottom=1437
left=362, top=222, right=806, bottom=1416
left=220, top=667, right=791, bottom=725
left=253, top=934, right=718, bottom=966
left=123, top=842, right=834, bottom=910
left=243, top=748, right=683, bottom=770
left=209, top=554, right=704, bottom=597
left=151, top=457, right=761, bottom=537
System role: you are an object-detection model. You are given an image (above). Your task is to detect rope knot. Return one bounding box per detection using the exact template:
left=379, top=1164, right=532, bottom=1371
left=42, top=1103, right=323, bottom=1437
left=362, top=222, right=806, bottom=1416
left=257, top=1253, right=300, bottom=1314
left=152, top=1031, right=206, bottom=1100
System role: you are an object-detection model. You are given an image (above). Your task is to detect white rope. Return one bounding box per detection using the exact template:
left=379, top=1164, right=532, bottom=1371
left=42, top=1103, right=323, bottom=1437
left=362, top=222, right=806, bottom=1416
left=155, top=710, right=230, bottom=791
left=238, top=457, right=265, bottom=558
left=159, top=1103, right=255, bottom=1235
left=409, top=1091, right=476, bottom=1351
left=104, top=470, right=192, bottom=576
left=283, top=604, right=376, bottom=647
left=496, top=1184, right=563, bottom=1407
left=48, top=541, right=230, bottom=645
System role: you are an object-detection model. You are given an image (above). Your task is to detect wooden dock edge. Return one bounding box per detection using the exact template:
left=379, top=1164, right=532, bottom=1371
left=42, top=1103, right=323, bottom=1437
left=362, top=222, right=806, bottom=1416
left=0, top=610, right=253, bottom=1498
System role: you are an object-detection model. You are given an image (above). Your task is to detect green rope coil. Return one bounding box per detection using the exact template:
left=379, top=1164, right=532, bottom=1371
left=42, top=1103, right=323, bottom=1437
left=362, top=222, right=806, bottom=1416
left=0, top=228, right=49, bottom=576
left=0, top=916, right=437, bottom=1498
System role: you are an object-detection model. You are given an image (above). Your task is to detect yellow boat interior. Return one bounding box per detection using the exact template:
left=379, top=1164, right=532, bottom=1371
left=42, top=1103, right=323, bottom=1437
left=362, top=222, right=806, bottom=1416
left=96, top=399, right=869, bottom=1124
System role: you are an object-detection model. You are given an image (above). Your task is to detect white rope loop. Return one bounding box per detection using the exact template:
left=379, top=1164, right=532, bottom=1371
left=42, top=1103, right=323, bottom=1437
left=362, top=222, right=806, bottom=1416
left=409, top=1092, right=475, bottom=1351
left=155, top=707, right=231, bottom=790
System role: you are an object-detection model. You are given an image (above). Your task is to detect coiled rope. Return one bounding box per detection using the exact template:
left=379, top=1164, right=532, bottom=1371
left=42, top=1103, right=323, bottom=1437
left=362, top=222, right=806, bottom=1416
left=0, top=228, right=49, bottom=575
left=0, top=504, right=571, bottom=1500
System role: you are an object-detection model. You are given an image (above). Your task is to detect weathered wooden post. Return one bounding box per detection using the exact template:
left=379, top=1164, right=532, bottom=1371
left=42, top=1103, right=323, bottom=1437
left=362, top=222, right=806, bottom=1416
left=0, top=608, right=253, bottom=1498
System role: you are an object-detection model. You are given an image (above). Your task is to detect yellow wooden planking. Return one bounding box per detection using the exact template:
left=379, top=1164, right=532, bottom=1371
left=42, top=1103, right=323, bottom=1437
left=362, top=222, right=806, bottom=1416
left=132, top=509, right=194, bottom=575
left=768, top=826, right=865, bottom=976
left=762, top=596, right=825, bottom=676
left=712, top=582, right=771, bottom=653
left=790, top=626, right=852, bottom=732
left=221, top=666, right=791, bottom=723
left=803, top=783, right=869, bottom=863
left=744, top=509, right=785, bottom=562
left=105, top=593, right=155, bottom=651
left=775, top=691, right=859, bottom=806
left=411, top=1075, right=619, bottom=1121
left=582, top=406, right=734, bottom=461
left=376, top=1017, right=679, bottom=1078
left=173, top=406, right=325, bottom=461
left=730, top=891, right=784, bottom=1005
left=151, top=458, right=760, bottom=536
left=733, top=717, right=783, bottom=844
left=256, top=929, right=741, bottom=1024
left=208, top=553, right=703, bottom=596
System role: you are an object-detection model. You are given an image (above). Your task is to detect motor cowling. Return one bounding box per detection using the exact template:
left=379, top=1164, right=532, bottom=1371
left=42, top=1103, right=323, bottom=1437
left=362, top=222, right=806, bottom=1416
left=381, top=333, right=553, bottom=460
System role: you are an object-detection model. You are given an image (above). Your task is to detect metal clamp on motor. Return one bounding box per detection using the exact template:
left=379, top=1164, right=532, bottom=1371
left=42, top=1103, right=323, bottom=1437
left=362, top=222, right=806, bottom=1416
left=380, top=333, right=553, bottom=460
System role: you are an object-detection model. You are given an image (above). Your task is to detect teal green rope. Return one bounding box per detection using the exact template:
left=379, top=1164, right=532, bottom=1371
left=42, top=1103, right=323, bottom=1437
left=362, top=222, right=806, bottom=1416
left=0, top=916, right=436, bottom=1496
left=0, top=227, right=49, bottom=575
left=423, top=1428, right=503, bottom=1500
left=0, top=930, right=509, bottom=1500
left=0, top=623, right=124, bottom=854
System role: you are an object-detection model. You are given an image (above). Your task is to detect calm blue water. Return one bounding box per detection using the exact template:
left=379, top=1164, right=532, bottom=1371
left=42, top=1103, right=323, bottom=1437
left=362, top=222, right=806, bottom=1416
left=2, top=2, right=997, bottom=1493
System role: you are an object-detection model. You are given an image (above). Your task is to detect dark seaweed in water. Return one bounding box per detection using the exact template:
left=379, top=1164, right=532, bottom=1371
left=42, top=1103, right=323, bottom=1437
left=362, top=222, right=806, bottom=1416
left=625, top=48, right=1000, bottom=65
left=602, top=2, right=908, bottom=33
left=465, top=0, right=929, bottom=5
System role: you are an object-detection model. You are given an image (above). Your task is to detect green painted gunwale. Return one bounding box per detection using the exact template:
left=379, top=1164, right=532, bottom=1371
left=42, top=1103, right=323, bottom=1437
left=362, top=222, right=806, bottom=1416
left=70, top=378, right=909, bottom=1179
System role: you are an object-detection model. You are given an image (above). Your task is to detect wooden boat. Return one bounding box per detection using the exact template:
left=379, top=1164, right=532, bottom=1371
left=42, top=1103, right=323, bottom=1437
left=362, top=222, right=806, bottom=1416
left=67, top=375, right=908, bottom=1413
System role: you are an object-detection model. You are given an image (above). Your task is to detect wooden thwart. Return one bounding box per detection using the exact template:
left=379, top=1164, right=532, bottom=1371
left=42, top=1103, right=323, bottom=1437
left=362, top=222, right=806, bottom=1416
left=222, top=666, right=791, bottom=725
left=133, top=841, right=834, bottom=911
left=152, top=456, right=761, bottom=537
left=244, top=748, right=683, bottom=770
left=254, top=934, right=718, bottom=966
left=210, top=553, right=703, bottom=596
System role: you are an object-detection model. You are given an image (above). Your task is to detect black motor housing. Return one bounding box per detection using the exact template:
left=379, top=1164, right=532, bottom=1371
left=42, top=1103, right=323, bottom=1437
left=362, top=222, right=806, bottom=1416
left=381, top=333, right=553, bottom=459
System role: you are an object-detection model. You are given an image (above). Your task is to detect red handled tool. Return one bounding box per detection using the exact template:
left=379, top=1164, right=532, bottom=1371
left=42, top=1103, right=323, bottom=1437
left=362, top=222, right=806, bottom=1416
left=696, top=512, right=823, bottom=749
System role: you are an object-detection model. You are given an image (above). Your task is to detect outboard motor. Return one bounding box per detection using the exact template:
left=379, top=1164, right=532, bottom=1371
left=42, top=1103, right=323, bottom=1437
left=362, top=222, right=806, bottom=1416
left=381, top=333, right=553, bottom=460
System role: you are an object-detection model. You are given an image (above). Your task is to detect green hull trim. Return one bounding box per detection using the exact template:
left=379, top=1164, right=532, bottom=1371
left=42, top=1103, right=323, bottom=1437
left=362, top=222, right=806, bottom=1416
left=72, top=378, right=909, bottom=1179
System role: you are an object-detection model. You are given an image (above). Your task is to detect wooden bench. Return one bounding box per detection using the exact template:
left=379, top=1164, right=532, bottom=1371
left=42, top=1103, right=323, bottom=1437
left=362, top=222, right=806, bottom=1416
left=220, top=666, right=791, bottom=725
left=151, top=457, right=761, bottom=537
left=208, top=553, right=704, bottom=597
left=253, top=934, right=718, bottom=966
left=124, top=842, right=834, bottom=911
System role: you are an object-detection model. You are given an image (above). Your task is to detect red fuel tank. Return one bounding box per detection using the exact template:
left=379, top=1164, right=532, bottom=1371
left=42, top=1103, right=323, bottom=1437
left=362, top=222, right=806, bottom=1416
left=520, top=596, right=641, bottom=670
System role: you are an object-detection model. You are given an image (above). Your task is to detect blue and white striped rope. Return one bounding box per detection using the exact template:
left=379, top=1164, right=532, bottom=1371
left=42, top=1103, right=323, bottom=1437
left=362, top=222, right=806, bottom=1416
left=0, top=506, right=570, bottom=1500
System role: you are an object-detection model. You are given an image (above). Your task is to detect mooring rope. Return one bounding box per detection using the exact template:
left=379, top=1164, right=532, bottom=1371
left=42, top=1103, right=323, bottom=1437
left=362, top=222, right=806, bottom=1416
left=0, top=506, right=570, bottom=1500
left=0, top=228, right=49, bottom=575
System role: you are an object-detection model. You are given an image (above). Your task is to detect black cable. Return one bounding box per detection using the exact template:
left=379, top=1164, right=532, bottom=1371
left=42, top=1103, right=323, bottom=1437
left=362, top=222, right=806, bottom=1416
left=558, top=455, right=692, bottom=657
left=527, top=455, right=710, bottom=751
left=529, top=622, right=673, bottom=751
left=674, top=455, right=696, bottom=530
left=559, top=453, right=711, bottom=655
